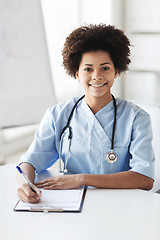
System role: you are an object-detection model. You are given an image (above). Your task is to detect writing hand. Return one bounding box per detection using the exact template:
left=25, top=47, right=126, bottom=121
left=17, top=183, right=42, bottom=203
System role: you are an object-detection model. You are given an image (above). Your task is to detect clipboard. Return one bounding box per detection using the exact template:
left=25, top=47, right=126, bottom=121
left=14, top=187, right=87, bottom=213
left=156, top=189, right=160, bottom=194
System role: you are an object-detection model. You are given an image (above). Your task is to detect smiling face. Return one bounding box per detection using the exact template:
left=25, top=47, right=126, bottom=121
left=76, top=50, right=118, bottom=107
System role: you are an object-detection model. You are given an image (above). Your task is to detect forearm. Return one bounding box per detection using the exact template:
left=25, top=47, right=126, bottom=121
left=16, top=162, right=36, bottom=186
left=80, top=171, right=154, bottom=190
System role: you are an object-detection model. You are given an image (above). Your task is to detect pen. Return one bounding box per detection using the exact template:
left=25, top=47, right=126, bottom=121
left=16, top=165, right=36, bottom=193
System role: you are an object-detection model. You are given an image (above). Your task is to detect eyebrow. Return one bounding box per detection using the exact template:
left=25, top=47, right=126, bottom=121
left=100, top=62, right=112, bottom=66
left=82, top=62, right=112, bottom=67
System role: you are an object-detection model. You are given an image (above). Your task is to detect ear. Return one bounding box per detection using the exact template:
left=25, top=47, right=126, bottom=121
left=114, top=70, right=118, bottom=79
left=76, top=71, right=80, bottom=81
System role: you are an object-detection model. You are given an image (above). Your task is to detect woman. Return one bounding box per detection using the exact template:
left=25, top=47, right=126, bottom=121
left=17, top=24, right=155, bottom=203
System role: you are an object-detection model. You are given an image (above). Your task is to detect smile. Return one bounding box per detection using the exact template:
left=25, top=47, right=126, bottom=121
left=89, top=82, right=108, bottom=88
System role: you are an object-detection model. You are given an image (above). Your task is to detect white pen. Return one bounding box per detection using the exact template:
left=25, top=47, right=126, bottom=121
left=16, top=165, right=37, bottom=193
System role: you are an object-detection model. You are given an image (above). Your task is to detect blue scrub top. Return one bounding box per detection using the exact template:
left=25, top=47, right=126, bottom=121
left=20, top=97, right=155, bottom=180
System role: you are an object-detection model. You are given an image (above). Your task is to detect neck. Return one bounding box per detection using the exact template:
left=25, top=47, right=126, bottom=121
left=84, top=94, right=113, bottom=114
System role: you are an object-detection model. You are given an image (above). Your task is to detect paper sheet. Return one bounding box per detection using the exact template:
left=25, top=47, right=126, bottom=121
left=14, top=188, right=85, bottom=212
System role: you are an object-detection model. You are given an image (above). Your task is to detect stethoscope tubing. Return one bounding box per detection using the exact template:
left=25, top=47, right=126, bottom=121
left=59, top=94, right=117, bottom=173
left=59, top=95, right=85, bottom=141
left=111, top=95, right=117, bottom=150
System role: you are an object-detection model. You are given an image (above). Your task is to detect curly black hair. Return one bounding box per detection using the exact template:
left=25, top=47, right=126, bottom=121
left=62, top=24, right=131, bottom=78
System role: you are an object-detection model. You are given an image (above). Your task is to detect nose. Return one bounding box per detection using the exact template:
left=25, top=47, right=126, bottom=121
left=91, top=70, right=103, bottom=80
left=91, top=76, right=103, bottom=80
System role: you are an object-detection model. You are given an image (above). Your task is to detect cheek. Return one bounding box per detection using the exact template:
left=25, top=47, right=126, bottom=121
left=107, top=76, right=115, bottom=86
left=80, top=79, right=88, bottom=87
left=108, top=73, right=117, bottom=80
left=78, top=74, right=88, bottom=84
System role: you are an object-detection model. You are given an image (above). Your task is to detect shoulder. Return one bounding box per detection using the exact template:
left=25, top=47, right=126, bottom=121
left=46, top=97, right=80, bottom=123
left=116, top=98, right=150, bottom=121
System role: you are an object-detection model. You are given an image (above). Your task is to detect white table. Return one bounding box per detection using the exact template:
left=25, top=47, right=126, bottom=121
left=1, top=163, right=160, bottom=240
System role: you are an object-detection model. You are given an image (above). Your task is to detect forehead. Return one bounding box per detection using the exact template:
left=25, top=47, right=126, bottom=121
left=80, top=50, right=113, bottom=65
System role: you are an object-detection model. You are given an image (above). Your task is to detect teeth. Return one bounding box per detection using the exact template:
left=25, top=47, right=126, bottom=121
left=92, top=84, right=104, bottom=87
left=90, top=82, right=107, bottom=87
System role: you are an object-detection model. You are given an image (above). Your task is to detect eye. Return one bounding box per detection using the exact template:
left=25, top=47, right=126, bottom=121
left=84, top=67, right=92, bottom=72
left=102, top=66, right=110, bottom=71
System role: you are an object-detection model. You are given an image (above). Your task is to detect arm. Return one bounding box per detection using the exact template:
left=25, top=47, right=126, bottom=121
left=80, top=171, right=154, bottom=190
left=16, top=109, right=59, bottom=203
left=36, top=171, right=154, bottom=191
left=16, top=162, right=41, bottom=203
left=17, top=162, right=36, bottom=183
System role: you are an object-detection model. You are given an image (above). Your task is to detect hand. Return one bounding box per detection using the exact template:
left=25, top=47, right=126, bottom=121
left=35, top=174, right=83, bottom=190
left=17, top=183, right=42, bottom=203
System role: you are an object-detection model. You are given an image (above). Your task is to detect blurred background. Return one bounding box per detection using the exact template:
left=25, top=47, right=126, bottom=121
left=0, top=0, right=160, bottom=187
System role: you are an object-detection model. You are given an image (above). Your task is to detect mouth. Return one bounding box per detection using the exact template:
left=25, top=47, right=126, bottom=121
left=89, top=82, right=108, bottom=88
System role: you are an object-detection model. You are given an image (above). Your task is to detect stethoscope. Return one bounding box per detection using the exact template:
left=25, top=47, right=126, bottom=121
left=59, top=94, right=117, bottom=174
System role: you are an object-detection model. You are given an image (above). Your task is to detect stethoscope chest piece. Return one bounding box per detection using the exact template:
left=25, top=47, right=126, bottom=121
left=106, top=151, right=117, bottom=164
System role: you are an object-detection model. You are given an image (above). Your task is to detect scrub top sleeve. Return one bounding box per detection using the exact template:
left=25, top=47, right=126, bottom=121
left=19, top=108, right=59, bottom=173
left=129, top=111, right=155, bottom=180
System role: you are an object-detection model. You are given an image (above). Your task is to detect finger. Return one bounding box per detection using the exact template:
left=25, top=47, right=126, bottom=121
left=36, top=179, right=54, bottom=186
left=35, top=179, right=52, bottom=185
left=21, top=184, right=41, bottom=200
left=44, top=185, right=60, bottom=190
left=43, top=182, right=64, bottom=190
left=35, top=182, right=48, bottom=188
left=35, top=181, right=46, bottom=186
left=36, top=183, right=54, bottom=188
left=31, top=184, right=42, bottom=197
left=36, top=181, right=56, bottom=188
left=17, top=188, right=40, bottom=203
left=17, top=187, right=39, bottom=202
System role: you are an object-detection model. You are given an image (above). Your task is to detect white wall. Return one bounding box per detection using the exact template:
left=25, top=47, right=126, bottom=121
left=124, top=0, right=160, bottom=105
left=124, top=0, right=160, bottom=188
